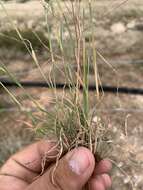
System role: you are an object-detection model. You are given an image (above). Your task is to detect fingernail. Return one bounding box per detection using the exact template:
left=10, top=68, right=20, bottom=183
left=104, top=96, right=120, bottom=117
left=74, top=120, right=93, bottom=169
left=67, top=148, right=90, bottom=175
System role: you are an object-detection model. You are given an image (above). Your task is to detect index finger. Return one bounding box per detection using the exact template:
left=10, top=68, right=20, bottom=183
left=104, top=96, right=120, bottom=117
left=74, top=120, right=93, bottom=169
left=0, top=140, right=59, bottom=183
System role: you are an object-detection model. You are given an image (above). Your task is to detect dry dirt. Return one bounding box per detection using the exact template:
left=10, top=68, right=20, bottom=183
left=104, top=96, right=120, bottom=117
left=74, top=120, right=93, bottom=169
left=0, top=0, right=143, bottom=59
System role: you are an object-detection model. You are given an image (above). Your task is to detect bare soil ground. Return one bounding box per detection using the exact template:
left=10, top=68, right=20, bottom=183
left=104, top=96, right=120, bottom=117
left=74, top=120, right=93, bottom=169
left=0, top=0, right=143, bottom=59
left=0, top=1, right=143, bottom=190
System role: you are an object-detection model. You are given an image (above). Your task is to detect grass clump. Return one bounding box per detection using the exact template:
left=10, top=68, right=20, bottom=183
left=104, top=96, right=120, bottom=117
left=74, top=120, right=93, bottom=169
left=31, top=0, right=113, bottom=162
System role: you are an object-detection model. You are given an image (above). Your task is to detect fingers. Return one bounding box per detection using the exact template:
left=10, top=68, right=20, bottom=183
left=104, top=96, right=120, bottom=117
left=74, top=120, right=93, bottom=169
left=0, top=140, right=58, bottom=183
left=90, top=174, right=112, bottom=190
left=89, top=160, right=112, bottom=190
left=0, top=140, right=112, bottom=190
left=26, top=147, right=95, bottom=190
left=0, top=175, right=28, bottom=190
left=94, top=160, right=112, bottom=175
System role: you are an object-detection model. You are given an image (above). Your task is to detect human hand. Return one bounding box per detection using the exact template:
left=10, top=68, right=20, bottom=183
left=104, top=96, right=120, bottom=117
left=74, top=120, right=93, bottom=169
left=0, top=140, right=112, bottom=190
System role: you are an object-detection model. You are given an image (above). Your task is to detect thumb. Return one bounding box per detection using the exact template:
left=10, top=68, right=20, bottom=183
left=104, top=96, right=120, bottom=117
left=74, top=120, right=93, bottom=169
left=26, top=147, right=95, bottom=190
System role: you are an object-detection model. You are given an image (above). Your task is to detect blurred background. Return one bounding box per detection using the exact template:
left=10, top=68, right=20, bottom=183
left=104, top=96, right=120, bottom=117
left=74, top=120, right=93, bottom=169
left=0, top=0, right=143, bottom=189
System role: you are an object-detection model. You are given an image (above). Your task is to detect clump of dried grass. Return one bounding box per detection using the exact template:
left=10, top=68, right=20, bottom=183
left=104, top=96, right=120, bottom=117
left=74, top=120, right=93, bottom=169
left=33, top=0, right=113, bottom=161
left=35, top=97, right=113, bottom=160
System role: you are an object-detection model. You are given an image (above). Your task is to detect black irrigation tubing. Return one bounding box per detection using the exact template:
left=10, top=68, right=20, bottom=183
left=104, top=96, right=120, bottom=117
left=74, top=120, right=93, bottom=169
left=1, top=79, right=143, bottom=95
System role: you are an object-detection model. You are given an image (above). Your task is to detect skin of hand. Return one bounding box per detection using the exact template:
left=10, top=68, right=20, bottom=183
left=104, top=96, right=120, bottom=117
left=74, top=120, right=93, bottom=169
left=0, top=140, right=112, bottom=190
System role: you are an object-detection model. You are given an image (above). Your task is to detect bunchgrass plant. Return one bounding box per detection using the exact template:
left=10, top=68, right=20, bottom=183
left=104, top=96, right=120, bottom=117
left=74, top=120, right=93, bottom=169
left=33, top=0, right=112, bottom=161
